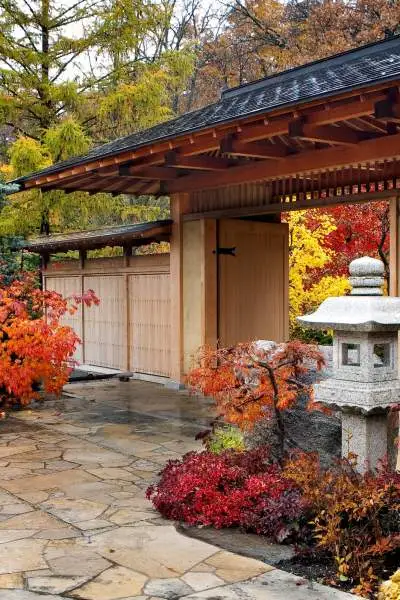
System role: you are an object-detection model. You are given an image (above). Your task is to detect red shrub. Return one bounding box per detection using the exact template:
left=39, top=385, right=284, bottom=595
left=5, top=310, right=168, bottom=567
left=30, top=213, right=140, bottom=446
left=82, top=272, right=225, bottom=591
left=146, top=448, right=304, bottom=542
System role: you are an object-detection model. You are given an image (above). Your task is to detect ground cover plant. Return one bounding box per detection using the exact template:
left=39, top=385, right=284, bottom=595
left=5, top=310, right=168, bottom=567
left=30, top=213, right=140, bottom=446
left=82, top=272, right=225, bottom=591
left=147, top=448, right=400, bottom=598
left=0, top=273, right=98, bottom=411
left=285, top=452, right=400, bottom=598
left=148, top=339, right=399, bottom=598
left=147, top=447, right=304, bottom=541
left=206, top=424, right=245, bottom=454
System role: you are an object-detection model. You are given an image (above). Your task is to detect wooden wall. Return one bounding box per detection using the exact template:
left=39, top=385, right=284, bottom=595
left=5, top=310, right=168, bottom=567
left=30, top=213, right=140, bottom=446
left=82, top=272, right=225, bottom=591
left=190, top=182, right=273, bottom=214
left=45, top=275, right=83, bottom=363
left=44, top=254, right=171, bottom=377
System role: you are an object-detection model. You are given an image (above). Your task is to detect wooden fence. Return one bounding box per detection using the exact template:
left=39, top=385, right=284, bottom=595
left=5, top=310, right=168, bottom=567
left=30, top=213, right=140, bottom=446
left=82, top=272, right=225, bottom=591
left=44, top=254, right=172, bottom=377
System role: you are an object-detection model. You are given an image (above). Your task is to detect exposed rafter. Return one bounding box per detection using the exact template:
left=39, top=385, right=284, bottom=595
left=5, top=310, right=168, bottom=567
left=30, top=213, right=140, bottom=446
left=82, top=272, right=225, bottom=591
left=119, top=165, right=179, bottom=180
left=288, top=120, right=373, bottom=145
left=165, top=152, right=231, bottom=170
left=166, top=132, right=400, bottom=194
left=220, top=136, right=288, bottom=158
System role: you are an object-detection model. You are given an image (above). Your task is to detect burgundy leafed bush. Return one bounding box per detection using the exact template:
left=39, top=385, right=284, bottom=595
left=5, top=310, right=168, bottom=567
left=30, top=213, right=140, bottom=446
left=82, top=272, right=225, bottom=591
left=146, top=447, right=303, bottom=542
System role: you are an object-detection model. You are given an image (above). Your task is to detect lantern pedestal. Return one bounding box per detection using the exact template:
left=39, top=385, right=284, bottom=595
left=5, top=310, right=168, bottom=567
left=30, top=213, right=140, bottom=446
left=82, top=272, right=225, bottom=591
left=341, top=410, right=389, bottom=472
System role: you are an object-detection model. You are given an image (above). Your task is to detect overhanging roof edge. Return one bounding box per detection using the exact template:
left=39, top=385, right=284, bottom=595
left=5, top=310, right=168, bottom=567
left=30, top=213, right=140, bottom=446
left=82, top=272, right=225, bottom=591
left=9, top=35, right=400, bottom=190
left=23, top=220, right=173, bottom=254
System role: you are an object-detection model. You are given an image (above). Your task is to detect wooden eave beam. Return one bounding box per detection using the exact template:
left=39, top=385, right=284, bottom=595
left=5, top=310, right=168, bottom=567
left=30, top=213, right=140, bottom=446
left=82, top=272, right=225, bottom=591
left=164, top=152, right=230, bottom=170
left=305, top=94, right=384, bottom=125
left=288, top=119, right=372, bottom=146
left=42, top=173, right=95, bottom=192
left=220, top=136, right=289, bottom=158
left=166, top=131, right=400, bottom=194
left=183, top=188, right=397, bottom=221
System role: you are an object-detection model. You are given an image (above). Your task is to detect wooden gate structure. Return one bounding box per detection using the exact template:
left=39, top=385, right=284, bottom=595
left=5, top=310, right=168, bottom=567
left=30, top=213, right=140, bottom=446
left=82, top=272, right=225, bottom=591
left=13, top=36, right=400, bottom=390
left=28, top=222, right=173, bottom=378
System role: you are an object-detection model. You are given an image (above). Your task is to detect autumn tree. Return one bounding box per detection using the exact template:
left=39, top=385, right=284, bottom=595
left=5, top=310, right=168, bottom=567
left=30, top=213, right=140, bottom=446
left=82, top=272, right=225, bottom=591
left=318, top=202, right=390, bottom=284
left=284, top=209, right=350, bottom=338
left=0, top=0, right=98, bottom=137
left=0, top=273, right=99, bottom=411
left=0, top=0, right=196, bottom=141
left=189, top=0, right=400, bottom=104
left=226, top=0, right=400, bottom=69
left=1, top=123, right=130, bottom=235
left=187, top=340, right=324, bottom=462
left=0, top=177, right=34, bottom=282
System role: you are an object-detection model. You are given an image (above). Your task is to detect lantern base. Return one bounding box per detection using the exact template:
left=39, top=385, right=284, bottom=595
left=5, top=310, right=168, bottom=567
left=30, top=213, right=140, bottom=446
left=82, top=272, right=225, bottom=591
left=314, top=378, right=400, bottom=412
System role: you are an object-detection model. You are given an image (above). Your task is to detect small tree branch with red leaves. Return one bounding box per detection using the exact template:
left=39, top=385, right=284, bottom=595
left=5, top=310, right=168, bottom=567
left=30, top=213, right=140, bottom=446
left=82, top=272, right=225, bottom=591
left=0, top=273, right=99, bottom=411
left=187, top=340, right=325, bottom=462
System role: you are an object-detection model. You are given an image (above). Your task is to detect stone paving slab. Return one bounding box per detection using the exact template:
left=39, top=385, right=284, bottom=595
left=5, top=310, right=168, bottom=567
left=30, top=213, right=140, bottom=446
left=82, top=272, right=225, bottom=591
left=0, top=380, right=359, bottom=600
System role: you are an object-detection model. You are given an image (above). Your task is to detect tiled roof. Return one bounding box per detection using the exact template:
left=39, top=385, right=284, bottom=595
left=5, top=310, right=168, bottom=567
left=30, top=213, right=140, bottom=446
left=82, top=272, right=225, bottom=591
left=23, top=220, right=172, bottom=253
left=13, top=36, right=400, bottom=186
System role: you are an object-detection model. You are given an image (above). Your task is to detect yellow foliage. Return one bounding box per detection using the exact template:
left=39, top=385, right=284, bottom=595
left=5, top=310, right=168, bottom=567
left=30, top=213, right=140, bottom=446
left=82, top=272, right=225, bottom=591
left=378, top=570, right=400, bottom=600
left=9, top=137, right=51, bottom=177
left=285, top=210, right=350, bottom=334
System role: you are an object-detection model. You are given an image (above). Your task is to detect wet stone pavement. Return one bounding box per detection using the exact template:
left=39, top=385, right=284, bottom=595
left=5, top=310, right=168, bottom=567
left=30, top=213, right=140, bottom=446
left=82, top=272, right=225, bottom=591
left=0, top=379, right=357, bottom=600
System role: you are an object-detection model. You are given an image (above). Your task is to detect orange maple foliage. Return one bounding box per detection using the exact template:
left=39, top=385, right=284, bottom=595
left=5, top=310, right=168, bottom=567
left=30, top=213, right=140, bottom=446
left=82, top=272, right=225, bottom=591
left=0, top=273, right=99, bottom=408
left=187, top=341, right=325, bottom=459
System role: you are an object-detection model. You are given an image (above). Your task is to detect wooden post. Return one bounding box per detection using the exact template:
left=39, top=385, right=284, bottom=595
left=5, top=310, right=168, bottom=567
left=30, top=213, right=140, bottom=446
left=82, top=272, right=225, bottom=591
left=201, top=219, right=218, bottom=348
left=125, top=273, right=131, bottom=371
left=181, top=219, right=218, bottom=373
left=80, top=274, right=85, bottom=364
left=388, top=196, right=400, bottom=470
left=40, top=252, right=49, bottom=291
left=123, top=245, right=133, bottom=268
left=169, top=193, right=190, bottom=384
left=79, top=249, right=87, bottom=270
left=389, top=196, right=399, bottom=297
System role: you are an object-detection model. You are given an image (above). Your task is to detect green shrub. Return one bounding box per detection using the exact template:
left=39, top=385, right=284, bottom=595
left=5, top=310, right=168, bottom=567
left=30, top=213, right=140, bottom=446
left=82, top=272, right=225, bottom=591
left=207, top=425, right=245, bottom=454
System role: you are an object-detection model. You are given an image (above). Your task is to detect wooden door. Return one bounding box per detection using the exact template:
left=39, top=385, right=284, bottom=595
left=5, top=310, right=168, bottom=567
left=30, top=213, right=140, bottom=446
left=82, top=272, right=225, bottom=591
left=218, top=219, right=288, bottom=346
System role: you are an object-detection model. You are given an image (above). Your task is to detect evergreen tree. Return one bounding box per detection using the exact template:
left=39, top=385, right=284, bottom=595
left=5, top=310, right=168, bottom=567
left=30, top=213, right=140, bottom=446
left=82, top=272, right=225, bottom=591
left=0, top=0, right=194, bottom=140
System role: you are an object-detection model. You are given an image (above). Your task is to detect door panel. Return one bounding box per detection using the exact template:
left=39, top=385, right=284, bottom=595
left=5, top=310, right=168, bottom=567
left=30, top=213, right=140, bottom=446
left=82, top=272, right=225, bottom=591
left=218, top=219, right=288, bottom=346
left=83, top=275, right=127, bottom=369
left=129, top=273, right=171, bottom=377
left=45, top=276, right=83, bottom=362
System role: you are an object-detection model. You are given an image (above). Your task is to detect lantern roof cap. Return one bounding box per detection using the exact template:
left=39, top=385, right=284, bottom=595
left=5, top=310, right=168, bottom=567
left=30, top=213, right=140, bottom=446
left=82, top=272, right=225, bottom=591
left=298, top=257, right=400, bottom=331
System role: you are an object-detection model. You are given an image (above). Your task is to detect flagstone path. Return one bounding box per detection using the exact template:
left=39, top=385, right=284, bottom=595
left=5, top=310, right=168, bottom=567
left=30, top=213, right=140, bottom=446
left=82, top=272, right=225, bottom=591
left=0, top=379, right=357, bottom=599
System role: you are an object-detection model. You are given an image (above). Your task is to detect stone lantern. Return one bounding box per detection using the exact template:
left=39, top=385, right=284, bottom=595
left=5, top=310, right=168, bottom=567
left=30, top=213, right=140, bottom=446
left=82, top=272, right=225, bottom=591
left=298, top=256, right=400, bottom=471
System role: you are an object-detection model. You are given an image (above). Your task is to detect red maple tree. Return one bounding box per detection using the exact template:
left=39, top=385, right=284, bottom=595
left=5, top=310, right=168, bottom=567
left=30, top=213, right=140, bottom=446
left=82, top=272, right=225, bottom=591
left=309, top=201, right=390, bottom=282
left=187, top=341, right=325, bottom=462
left=0, top=273, right=99, bottom=410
